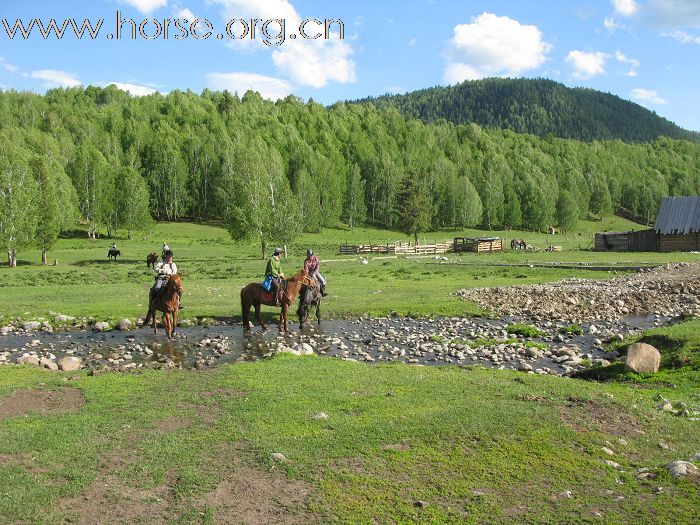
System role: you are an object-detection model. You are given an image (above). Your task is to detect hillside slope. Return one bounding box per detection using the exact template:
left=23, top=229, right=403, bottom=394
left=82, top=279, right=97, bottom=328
left=349, top=78, right=700, bottom=143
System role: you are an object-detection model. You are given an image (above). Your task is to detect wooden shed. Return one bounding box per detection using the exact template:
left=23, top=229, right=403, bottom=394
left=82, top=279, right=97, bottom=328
left=595, top=196, right=700, bottom=252
left=654, top=196, right=700, bottom=252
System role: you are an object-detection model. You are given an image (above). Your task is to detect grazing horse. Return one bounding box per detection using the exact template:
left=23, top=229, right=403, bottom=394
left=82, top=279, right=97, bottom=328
left=240, top=269, right=313, bottom=332
left=548, top=226, right=560, bottom=235
left=144, top=273, right=183, bottom=338
left=297, top=280, right=323, bottom=328
left=108, top=248, right=121, bottom=261
left=510, top=238, right=526, bottom=250
left=146, top=252, right=158, bottom=269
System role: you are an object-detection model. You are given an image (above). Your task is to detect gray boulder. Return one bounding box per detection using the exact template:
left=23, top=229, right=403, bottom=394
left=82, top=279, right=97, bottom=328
left=94, top=322, right=110, bottom=332
left=625, top=343, right=661, bottom=373
left=40, top=358, right=58, bottom=371
left=666, top=461, right=698, bottom=478
left=58, top=356, right=82, bottom=371
left=54, top=315, right=75, bottom=324
left=22, top=321, right=41, bottom=332
left=117, top=319, right=133, bottom=331
left=17, top=355, right=40, bottom=366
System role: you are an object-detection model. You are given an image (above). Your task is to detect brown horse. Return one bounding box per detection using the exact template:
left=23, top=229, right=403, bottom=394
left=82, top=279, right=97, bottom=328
left=144, top=274, right=183, bottom=338
left=146, top=252, right=158, bottom=269
left=241, top=269, right=314, bottom=332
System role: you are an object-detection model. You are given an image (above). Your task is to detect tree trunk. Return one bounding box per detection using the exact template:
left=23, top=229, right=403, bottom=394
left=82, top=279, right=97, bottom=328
left=414, top=231, right=419, bottom=245
left=8, top=249, right=16, bottom=267
left=42, top=249, right=48, bottom=265
left=261, top=239, right=267, bottom=260
left=128, top=230, right=132, bottom=240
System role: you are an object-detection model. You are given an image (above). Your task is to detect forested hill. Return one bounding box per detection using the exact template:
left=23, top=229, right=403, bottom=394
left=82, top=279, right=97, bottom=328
left=349, top=78, right=700, bottom=143
left=0, top=86, right=699, bottom=263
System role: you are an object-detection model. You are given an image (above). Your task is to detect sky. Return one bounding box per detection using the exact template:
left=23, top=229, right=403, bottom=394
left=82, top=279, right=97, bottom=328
left=0, top=0, right=699, bottom=131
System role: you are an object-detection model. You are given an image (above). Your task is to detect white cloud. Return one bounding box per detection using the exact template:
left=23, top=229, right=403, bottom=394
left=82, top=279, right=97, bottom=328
left=409, top=38, right=416, bottom=46
left=176, top=7, right=195, bottom=20
left=120, top=0, right=168, bottom=14
left=206, top=72, right=293, bottom=100
left=107, top=82, right=157, bottom=96
left=0, top=57, right=17, bottom=73
left=443, top=13, right=551, bottom=84
left=631, top=88, right=667, bottom=105
left=271, top=37, right=355, bottom=88
left=209, top=0, right=356, bottom=88
left=615, top=50, right=639, bottom=76
left=30, top=69, right=80, bottom=88
left=565, top=51, right=609, bottom=79
left=611, top=0, right=638, bottom=17
left=649, top=0, right=700, bottom=28
left=604, top=17, right=624, bottom=32
left=661, top=30, right=700, bottom=44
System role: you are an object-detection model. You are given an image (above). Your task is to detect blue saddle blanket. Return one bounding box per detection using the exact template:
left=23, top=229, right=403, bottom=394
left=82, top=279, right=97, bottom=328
left=262, top=275, right=274, bottom=292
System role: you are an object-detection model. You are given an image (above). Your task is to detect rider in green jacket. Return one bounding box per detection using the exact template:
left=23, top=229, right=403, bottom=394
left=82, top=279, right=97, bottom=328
left=265, top=247, right=285, bottom=305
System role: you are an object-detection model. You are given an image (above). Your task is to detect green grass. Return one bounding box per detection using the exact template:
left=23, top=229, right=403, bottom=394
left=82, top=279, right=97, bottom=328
left=1, top=345, right=698, bottom=524
left=505, top=323, right=546, bottom=338
left=560, top=324, right=585, bottom=336
left=0, top=216, right=697, bottom=325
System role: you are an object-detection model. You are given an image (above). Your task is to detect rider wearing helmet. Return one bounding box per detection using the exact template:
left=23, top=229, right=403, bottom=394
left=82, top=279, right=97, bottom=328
left=151, top=249, right=184, bottom=308
left=304, top=248, right=327, bottom=296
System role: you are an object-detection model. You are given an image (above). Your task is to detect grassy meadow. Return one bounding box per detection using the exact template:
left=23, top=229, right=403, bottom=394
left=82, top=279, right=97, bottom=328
left=0, top=216, right=698, bottom=523
left=0, top=215, right=697, bottom=325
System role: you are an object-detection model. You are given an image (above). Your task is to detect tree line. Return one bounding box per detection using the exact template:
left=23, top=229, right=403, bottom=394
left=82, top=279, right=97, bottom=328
left=0, top=85, right=698, bottom=263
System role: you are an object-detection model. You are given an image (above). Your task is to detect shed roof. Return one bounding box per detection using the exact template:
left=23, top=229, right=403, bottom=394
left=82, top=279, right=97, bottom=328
left=654, top=196, right=700, bottom=235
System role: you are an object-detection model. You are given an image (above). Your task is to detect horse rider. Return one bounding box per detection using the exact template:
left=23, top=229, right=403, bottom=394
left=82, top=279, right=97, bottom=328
left=265, top=247, right=285, bottom=306
left=110, top=242, right=117, bottom=252
left=151, top=249, right=184, bottom=308
left=304, top=249, right=327, bottom=296
left=162, top=242, right=170, bottom=258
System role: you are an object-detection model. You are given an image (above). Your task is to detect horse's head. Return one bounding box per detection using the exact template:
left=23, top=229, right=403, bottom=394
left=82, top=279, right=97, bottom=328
left=169, top=273, right=184, bottom=294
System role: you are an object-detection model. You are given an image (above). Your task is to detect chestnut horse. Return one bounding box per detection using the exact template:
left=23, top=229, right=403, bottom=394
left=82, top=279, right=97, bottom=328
left=144, top=274, right=183, bottom=338
left=241, top=269, right=314, bottom=332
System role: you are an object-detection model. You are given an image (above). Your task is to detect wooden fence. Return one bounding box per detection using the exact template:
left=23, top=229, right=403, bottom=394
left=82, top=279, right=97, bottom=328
left=594, top=229, right=657, bottom=252
left=340, top=237, right=504, bottom=255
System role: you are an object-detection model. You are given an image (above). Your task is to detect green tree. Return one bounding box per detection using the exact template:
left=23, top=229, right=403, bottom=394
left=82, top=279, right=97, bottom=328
left=398, top=173, right=432, bottom=245
left=0, top=143, right=37, bottom=266
left=30, top=156, right=61, bottom=265
left=344, top=164, right=366, bottom=229
left=555, top=190, right=578, bottom=233
left=115, top=166, right=151, bottom=239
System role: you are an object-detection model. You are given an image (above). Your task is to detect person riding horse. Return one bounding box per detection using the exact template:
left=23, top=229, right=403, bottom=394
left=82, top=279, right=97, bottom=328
left=150, top=249, right=185, bottom=309
left=264, top=248, right=285, bottom=306
left=304, top=249, right=327, bottom=296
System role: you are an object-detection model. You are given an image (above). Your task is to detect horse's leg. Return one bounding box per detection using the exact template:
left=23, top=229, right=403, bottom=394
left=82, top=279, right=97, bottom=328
left=316, top=299, right=322, bottom=325
left=255, top=302, right=265, bottom=331
left=172, top=309, right=177, bottom=336
left=152, top=309, right=158, bottom=335
left=164, top=312, right=171, bottom=339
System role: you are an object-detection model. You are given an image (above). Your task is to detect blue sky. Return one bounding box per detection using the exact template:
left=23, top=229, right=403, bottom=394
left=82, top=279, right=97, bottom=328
left=1, top=0, right=699, bottom=131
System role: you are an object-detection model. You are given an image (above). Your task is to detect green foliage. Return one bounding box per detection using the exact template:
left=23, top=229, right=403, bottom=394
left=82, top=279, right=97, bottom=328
left=505, top=323, right=546, bottom=338
left=353, top=77, right=700, bottom=143
left=556, top=190, right=579, bottom=232
left=559, top=324, right=584, bottom=335
left=0, top=85, right=697, bottom=241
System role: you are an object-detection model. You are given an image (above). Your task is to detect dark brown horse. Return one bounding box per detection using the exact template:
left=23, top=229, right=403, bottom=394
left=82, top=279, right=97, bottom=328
left=511, top=238, right=526, bottom=250
left=146, top=252, right=158, bottom=269
left=241, top=269, right=313, bottom=332
left=297, top=280, right=323, bottom=328
left=144, top=274, right=183, bottom=338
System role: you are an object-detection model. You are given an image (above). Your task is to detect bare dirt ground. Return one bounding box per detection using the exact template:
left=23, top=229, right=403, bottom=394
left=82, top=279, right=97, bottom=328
left=455, top=262, right=700, bottom=323
left=0, top=388, right=85, bottom=419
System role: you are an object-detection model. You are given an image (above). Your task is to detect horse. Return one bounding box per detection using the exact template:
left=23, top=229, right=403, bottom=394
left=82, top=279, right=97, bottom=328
left=108, top=248, right=121, bottom=261
left=144, top=274, right=183, bottom=338
left=240, top=269, right=313, bottom=332
left=146, top=252, right=158, bottom=269
left=548, top=227, right=560, bottom=235
left=510, top=238, right=526, bottom=250
left=297, top=280, right=323, bottom=328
